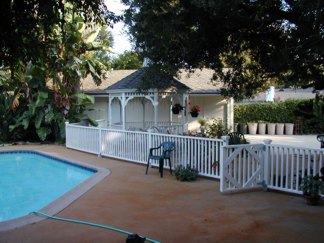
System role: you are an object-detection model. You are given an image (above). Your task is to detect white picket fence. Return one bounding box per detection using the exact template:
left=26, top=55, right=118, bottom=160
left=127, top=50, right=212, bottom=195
left=66, top=123, right=324, bottom=195
left=66, top=123, right=223, bottom=178
left=266, top=144, right=324, bottom=194
left=220, top=143, right=324, bottom=194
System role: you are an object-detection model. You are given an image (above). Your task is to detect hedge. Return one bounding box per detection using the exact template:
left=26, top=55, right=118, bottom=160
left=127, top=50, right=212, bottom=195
left=234, top=98, right=324, bottom=134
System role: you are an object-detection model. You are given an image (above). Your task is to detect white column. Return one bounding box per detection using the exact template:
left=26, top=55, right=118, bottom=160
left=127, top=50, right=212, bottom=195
left=227, top=97, right=234, bottom=131
left=121, top=93, right=126, bottom=130
left=183, top=94, right=189, bottom=133
left=153, top=92, right=159, bottom=127
left=108, top=96, right=112, bottom=127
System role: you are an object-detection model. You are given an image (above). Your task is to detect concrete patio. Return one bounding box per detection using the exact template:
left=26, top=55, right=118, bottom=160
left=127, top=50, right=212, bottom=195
left=245, top=134, right=322, bottom=149
left=0, top=144, right=323, bottom=243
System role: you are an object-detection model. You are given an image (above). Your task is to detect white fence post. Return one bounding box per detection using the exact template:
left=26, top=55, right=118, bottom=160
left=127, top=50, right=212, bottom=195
left=148, top=130, right=153, bottom=158
left=98, top=127, right=102, bottom=157
left=263, top=139, right=272, bottom=187
left=220, top=136, right=229, bottom=192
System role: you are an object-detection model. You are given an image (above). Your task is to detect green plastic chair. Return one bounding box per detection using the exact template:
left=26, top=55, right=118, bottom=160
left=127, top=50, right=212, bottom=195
left=146, top=141, right=175, bottom=178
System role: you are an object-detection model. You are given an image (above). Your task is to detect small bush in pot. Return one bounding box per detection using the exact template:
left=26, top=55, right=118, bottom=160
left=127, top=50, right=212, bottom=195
left=175, top=165, right=198, bottom=181
left=300, top=175, right=324, bottom=205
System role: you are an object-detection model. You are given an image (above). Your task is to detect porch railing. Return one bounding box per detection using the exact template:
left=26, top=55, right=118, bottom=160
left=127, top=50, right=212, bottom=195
left=113, top=121, right=184, bottom=134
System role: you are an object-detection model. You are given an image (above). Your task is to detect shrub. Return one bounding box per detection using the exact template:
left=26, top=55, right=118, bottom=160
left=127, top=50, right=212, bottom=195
left=175, top=165, right=198, bottom=182
left=235, top=100, right=303, bottom=123
left=205, top=118, right=230, bottom=138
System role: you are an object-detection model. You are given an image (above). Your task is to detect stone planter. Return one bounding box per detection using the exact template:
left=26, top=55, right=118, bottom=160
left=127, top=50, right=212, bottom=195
left=276, top=123, right=284, bottom=135
left=258, top=123, right=266, bottom=135
left=285, top=123, right=294, bottom=135
left=248, top=123, right=258, bottom=135
left=267, top=123, right=276, bottom=135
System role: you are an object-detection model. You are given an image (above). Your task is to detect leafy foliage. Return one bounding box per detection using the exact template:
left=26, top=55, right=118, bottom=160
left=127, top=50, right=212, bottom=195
left=0, top=1, right=114, bottom=142
left=123, top=0, right=324, bottom=98
left=294, top=94, right=324, bottom=133
left=112, top=51, right=143, bottom=70
left=175, top=165, right=198, bottom=182
left=205, top=118, right=230, bottom=138
left=301, top=175, right=324, bottom=197
left=234, top=101, right=300, bottom=123
left=234, top=96, right=324, bottom=133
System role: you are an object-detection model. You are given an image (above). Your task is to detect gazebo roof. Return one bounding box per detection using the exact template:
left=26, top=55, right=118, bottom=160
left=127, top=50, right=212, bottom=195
left=81, top=68, right=224, bottom=95
left=106, top=68, right=190, bottom=92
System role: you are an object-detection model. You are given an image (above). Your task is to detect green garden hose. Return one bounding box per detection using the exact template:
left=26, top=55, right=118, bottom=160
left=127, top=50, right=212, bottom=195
left=32, top=211, right=160, bottom=243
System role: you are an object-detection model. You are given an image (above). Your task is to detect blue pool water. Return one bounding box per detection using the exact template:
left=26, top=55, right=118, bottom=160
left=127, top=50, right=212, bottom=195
left=0, top=151, right=95, bottom=222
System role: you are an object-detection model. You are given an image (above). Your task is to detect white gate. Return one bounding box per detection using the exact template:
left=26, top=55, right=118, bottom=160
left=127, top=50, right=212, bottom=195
left=220, top=144, right=265, bottom=193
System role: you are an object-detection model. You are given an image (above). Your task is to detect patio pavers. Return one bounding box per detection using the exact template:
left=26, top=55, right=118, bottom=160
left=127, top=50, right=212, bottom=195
left=0, top=144, right=323, bottom=243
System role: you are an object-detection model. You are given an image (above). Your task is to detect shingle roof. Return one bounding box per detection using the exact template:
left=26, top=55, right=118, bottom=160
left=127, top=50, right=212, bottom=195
left=81, top=70, right=137, bottom=95
left=81, top=68, right=224, bottom=95
left=106, top=68, right=190, bottom=92
left=176, top=69, right=223, bottom=94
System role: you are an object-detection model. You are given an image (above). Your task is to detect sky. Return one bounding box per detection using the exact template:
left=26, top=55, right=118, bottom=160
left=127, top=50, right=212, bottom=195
left=105, top=0, right=132, bottom=55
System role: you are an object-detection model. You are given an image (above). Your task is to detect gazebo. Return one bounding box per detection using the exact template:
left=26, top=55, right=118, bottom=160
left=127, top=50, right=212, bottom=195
left=82, top=68, right=234, bottom=134
left=106, top=68, right=191, bottom=133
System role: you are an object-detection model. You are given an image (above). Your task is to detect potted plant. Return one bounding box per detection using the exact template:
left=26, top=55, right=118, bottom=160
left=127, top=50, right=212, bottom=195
left=171, top=103, right=183, bottom=114
left=198, top=117, right=207, bottom=133
left=300, top=175, right=324, bottom=205
left=189, top=104, right=201, bottom=117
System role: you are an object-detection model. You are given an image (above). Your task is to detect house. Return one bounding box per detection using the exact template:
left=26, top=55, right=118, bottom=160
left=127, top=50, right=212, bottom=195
left=81, top=68, right=234, bottom=134
left=237, top=87, right=317, bottom=103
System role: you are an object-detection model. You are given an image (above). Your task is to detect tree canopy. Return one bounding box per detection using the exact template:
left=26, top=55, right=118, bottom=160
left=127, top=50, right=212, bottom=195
left=123, top=0, right=324, bottom=99
left=0, top=1, right=117, bottom=142
left=0, top=0, right=117, bottom=70
left=112, top=51, right=143, bottom=69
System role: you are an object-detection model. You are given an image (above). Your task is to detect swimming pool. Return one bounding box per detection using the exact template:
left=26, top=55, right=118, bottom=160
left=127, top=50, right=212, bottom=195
left=0, top=150, right=103, bottom=224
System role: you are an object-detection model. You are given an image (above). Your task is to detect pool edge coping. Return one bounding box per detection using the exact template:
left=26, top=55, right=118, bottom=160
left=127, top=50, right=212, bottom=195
left=0, top=150, right=110, bottom=232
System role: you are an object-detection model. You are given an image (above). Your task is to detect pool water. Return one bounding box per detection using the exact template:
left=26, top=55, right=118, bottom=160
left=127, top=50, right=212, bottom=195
left=0, top=151, right=95, bottom=222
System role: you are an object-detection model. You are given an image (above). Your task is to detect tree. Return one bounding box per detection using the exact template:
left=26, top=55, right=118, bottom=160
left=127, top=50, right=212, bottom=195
left=123, top=0, right=324, bottom=99
left=112, top=51, right=143, bottom=69
left=0, top=1, right=116, bottom=142
left=0, top=0, right=117, bottom=72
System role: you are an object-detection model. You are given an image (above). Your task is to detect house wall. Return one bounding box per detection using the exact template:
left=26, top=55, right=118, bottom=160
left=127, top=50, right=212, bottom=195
left=85, top=95, right=232, bottom=131
left=187, top=96, right=228, bottom=131
left=86, top=97, right=108, bottom=125
left=125, top=97, right=172, bottom=123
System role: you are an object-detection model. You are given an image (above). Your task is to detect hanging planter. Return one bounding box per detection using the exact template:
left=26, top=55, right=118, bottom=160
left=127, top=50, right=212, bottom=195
left=190, top=112, right=199, bottom=117
left=171, top=103, right=183, bottom=114
left=189, top=104, right=201, bottom=118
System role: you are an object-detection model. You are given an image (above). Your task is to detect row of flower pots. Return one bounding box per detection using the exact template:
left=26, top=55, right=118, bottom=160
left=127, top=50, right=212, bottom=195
left=238, top=123, right=295, bottom=135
